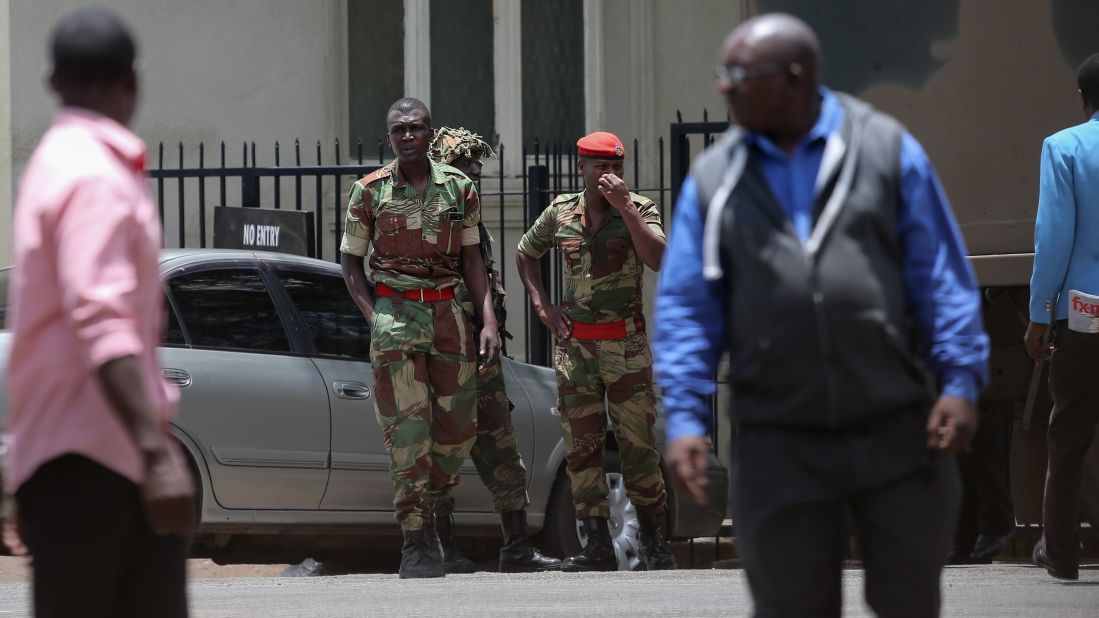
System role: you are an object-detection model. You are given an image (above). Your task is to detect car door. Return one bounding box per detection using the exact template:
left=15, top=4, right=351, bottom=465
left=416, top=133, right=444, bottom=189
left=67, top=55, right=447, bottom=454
left=162, top=264, right=331, bottom=510
left=270, top=265, right=500, bottom=512
left=267, top=265, right=391, bottom=511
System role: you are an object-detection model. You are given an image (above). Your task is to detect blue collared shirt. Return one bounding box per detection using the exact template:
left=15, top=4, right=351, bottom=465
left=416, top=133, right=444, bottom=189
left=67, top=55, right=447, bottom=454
left=1029, top=111, right=1099, bottom=323
left=654, top=88, right=990, bottom=442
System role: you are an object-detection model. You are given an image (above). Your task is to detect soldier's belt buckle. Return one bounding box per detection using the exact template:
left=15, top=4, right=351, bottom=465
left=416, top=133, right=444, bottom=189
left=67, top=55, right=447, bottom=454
left=419, top=289, right=425, bottom=302
left=446, top=209, right=463, bottom=221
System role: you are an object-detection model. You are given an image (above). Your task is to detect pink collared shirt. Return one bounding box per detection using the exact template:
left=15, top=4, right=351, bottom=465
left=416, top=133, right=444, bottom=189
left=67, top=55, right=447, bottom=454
left=4, top=108, right=177, bottom=492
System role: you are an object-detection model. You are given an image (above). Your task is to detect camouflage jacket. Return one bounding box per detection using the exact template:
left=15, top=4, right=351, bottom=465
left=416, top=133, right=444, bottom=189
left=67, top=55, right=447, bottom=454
left=340, top=160, right=480, bottom=290
left=517, top=191, right=665, bottom=323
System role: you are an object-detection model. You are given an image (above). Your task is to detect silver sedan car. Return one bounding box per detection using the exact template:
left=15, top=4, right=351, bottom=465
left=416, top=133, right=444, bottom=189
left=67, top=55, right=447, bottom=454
left=0, top=249, right=727, bottom=570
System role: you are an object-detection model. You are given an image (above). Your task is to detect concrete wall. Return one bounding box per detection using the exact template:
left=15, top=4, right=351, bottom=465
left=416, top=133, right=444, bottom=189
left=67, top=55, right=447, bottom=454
left=598, top=0, right=744, bottom=188
left=0, top=1, right=11, bottom=265
left=4, top=0, right=349, bottom=263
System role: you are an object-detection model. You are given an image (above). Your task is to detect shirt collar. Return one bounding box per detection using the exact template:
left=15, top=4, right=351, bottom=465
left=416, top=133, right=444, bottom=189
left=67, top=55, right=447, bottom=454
left=55, top=107, right=146, bottom=171
left=745, top=86, right=844, bottom=156
left=570, top=193, right=622, bottom=220
left=392, top=158, right=448, bottom=188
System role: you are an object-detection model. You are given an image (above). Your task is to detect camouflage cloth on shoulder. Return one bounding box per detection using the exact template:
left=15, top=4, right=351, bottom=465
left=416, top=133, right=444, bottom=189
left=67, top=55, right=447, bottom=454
left=516, top=191, right=665, bottom=323
left=339, top=160, right=481, bottom=291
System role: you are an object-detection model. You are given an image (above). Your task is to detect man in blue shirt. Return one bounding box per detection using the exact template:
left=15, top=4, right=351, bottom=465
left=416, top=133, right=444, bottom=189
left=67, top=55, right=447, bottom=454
left=653, top=14, right=988, bottom=617
left=1024, top=52, right=1099, bottom=582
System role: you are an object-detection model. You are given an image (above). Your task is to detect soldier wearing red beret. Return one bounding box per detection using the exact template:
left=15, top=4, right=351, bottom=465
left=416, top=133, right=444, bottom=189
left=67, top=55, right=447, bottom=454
left=516, top=131, right=675, bottom=571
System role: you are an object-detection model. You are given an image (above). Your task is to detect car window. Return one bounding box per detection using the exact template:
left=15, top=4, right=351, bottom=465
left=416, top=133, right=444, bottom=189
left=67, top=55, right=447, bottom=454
left=163, top=293, right=185, bottom=346
left=168, top=268, right=290, bottom=352
left=276, top=270, right=371, bottom=360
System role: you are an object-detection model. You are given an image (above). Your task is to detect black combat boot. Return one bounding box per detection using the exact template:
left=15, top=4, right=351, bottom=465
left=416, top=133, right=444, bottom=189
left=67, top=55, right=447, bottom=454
left=398, top=528, right=445, bottom=579
left=561, top=517, right=618, bottom=572
left=638, top=508, right=677, bottom=570
left=498, top=510, right=562, bottom=572
left=434, top=504, right=477, bottom=574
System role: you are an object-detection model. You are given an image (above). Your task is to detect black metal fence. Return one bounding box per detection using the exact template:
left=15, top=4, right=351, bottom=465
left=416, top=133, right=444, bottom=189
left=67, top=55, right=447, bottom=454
left=149, top=122, right=734, bottom=542
left=148, top=134, right=686, bottom=364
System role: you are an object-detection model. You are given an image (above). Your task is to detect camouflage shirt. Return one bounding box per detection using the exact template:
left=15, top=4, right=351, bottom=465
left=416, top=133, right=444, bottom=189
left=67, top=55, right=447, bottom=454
left=517, top=191, right=665, bottom=323
left=340, top=160, right=480, bottom=290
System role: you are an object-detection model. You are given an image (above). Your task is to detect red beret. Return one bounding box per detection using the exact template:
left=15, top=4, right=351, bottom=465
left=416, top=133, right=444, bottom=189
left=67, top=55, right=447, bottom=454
left=577, top=131, right=625, bottom=159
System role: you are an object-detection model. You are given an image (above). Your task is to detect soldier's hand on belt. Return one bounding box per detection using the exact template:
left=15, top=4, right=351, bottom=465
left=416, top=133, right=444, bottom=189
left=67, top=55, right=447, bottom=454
left=537, top=305, right=572, bottom=340
left=598, top=173, right=634, bottom=212
left=925, top=395, right=977, bottom=453
left=479, top=325, right=500, bottom=368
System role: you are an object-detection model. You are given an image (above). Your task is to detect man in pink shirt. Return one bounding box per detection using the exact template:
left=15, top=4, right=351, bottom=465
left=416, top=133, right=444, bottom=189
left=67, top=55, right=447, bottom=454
left=4, top=8, right=193, bottom=617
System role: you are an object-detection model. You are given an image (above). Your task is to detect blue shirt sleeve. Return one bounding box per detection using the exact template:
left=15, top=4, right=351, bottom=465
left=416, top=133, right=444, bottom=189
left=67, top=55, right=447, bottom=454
left=653, top=176, right=727, bottom=441
left=896, top=133, right=990, bottom=404
left=1028, top=137, right=1075, bottom=323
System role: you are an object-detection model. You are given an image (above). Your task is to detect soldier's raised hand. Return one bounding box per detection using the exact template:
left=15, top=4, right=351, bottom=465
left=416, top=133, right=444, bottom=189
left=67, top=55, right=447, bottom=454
left=597, top=173, right=632, bottom=212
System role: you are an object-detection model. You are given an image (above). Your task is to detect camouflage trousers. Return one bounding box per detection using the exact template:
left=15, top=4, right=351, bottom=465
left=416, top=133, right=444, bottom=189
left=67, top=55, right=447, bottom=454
left=370, top=295, right=478, bottom=531
left=435, top=353, right=530, bottom=515
left=554, top=331, right=666, bottom=519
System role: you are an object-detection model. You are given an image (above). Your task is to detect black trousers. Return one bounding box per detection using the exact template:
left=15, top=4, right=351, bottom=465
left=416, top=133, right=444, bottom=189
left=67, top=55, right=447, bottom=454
left=953, top=402, right=1015, bottom=550
left=1043, top=323, right=1099, bottom=570
left=732, top=410, right=959, bottom=618
left=15, top=455, right=189, bottom=618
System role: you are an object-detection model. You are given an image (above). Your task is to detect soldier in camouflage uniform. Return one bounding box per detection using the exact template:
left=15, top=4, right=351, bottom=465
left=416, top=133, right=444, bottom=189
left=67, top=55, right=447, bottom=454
left=340, top=98, right=500, bottom=579
left=516, top=131, right=676, bottom=572
left=425, top=127, right=560, bottom=573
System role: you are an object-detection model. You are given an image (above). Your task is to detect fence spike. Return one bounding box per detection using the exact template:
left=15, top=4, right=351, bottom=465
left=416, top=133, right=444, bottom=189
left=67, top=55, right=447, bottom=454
left=335, top=137, right=341, bottom=165
left=677, top=110, right=683, bottom=123
left=295, top=138, right=301, bottom=165
left=275, top=141, right=280, bottom=166
left=356, top=138, right=363, bottom=164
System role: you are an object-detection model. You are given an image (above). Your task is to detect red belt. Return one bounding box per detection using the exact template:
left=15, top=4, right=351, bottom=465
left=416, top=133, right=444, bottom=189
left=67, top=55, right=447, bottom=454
left=375, top=282, right=455, bottom=302
left=570, top=319, right=645, bottom=340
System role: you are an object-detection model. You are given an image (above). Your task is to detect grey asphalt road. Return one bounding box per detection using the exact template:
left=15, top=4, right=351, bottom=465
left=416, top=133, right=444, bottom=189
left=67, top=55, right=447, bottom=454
left=0, top=564, right=1095, bottom=617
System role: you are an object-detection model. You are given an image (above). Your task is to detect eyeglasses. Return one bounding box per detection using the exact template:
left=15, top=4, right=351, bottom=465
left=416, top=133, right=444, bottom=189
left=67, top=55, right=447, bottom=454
left=714, top=62, right=787, bottom=87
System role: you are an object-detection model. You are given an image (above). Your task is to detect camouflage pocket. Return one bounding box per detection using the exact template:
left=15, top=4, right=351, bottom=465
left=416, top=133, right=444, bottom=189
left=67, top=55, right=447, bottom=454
left=623, top=333, right=654, bottom=374
left=375, top=213, right=410, bottom=255
left=436, top=207, right=463, bottom=256
left=606, top=237, right=637, bottom=275
left=558, top=238, right=584, bottom=275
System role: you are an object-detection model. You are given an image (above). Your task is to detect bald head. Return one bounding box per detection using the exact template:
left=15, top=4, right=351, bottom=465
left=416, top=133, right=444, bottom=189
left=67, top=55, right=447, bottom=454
left=722, top=13, right=821, bottom=85
left=716, top=13, right=823, bottom=146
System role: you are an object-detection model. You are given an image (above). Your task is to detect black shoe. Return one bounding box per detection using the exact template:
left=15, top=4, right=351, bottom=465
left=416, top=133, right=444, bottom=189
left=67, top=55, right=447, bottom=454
left=434, top=504, right=476, bottom=574
left=399, top=529, right=445, bottom=579
left=498, top=510, right=562, bottom=573
left=945, top=548, right=970, bottom=565
left=1033, top=539, right=1079, bottom=581
left=968, top=533, right=1010, bottom=564
left=638, top=509, right=677, bottom=571
left=561, top=517, right=618, bottom=572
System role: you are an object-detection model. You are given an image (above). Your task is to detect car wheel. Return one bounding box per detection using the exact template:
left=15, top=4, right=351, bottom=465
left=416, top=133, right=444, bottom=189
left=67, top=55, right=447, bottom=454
left=539, top=451, right=644, bottom=571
